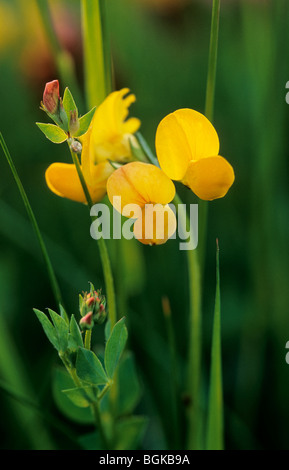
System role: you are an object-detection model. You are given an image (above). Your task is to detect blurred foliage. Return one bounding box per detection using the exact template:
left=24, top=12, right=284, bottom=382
left=0, top=0, right=289, bottom=450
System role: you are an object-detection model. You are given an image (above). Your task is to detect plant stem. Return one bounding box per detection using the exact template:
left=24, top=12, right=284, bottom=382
left=69, top=146, right=117, bottom=328
left=81, top=0, right=112, bottom=109
left=199, top=0, right=221, bottom=273
left=60, top=355, right=110, bottom=449
left=185, top=0, right=221, bottom=449
left=0, top=133, right=63, bottom=308
left=91, top=401, right=110, bottom=449
left=205, top=0, right=221, bottom=123
left=174, top=193, right=202, bottom=449
left=162, top=296, right=181, bottom=449
left=84, top=330, right=92, bottom=350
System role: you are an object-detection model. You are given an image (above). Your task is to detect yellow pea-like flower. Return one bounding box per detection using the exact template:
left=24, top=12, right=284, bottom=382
left=45, top=89, right=140, bottom=203
left=107, top=162, right=177, bottom=245
left=45, top=160, right=113, bottom=204
left=155, top=108, right=235, bottom=201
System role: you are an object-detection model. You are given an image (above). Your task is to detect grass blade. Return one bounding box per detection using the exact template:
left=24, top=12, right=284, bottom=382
left=206, top=239, right=224, bottom=450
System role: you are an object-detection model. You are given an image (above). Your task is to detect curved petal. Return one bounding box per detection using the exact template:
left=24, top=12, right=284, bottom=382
left=183, top=155, right=235, bottom=201
left=106, top=162, right=176, bottom=217
left=45, top=162, right=107, bottom=204
left=89, top=88, right=141, bottom=160
left=155, top=108, right=220, bottom=181
left=133, top=204, right=177, bottom=245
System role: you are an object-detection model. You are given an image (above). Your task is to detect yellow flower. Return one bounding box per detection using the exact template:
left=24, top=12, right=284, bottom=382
left=155, top=109, right=235, bottom=201
left=107, top=162, right=176, bottom=245
left=45, top=89, right=140, bottom=203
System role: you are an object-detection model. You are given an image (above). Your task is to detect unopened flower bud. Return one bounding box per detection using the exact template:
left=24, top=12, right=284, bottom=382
left=95, top=302, right=106, bottom=325
left=79, top=287, right=107, bottom=326
left=79, top=311, right=93, bottom=330
left=43, top=80, right=60, bottom=115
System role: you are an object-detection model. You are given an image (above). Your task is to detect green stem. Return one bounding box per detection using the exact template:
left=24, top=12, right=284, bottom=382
left=84, top=330, right=92, bottom=350
left=162, top=296, right=181, bottom=449
left=91, top=401, right=110, bottom=449
left=81, top=0, right=112, bottom=109
left=199, top=0, right=220, bottom=272
left=185, top=0, right=221, bottom=449
left=60, top=355, right=110, bottom=449
left=0, top=133, right=63, bottom=308
left=174, top=193, right=202, bottom=449
left=69, top=146, right=117, bottom=328
left=205, top=0, right=221, bottom=123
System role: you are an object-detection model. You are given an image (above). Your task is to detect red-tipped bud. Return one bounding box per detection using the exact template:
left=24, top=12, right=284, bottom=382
left=86, top=296, right=95, bottom=307
left=43, top=80, right=60, bottom=114
left=80, top=311, right=93, bottom=330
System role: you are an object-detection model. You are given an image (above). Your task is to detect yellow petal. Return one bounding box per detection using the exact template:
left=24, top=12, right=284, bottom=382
left=133, top=204, right=177, bottom=245
left=45, top=163, right=107, bottom=204
left=89, top=88, right=141, bottom=162
left=155, top=108, right=220, bottom=180
left=183, top=156, right=235, bottom=201
left=106, top=162, right=176, bottom=217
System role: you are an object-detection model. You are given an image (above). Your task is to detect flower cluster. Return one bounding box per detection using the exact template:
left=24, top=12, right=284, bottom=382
left=39, top=82, right=235, bottom=245
left=79, top=286, right=107, bottom=330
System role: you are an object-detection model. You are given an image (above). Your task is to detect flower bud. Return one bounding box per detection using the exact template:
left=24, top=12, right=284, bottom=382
left=79, top=287, right=107, bottom=327
left=79, top=311, right=94, bottom=330
left=43, top=80, right=60, bottom=115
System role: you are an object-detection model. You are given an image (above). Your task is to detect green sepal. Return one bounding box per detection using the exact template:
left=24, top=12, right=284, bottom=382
left=74, top=107, right=96, bottom=137
left=129, top=137, right=148, bottom=163
left=33, top=308, right=59, bottom=351
left=135, top=132, right=159, bottom=166
left=36, top=122, right=68, bottom=144
left=104, top=317, right=128, bottom=379
left=76, top=347, right=109, bottom=386
left=63, top=87, right=78, bottom=119
left=62, top=385, right=97, bottom=408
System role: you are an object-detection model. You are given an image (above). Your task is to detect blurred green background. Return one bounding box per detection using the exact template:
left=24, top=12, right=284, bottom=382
left=0, top=0, right=289, bottom=450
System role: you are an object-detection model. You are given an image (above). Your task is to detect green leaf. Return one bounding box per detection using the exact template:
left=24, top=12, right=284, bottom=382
left=63, top=87, right=78, bottom=118
left=48, top=308, right=69, bottom=352
left=206, top=240, right=224, bottom=450
left=59, top=304, right=69, bottom=325
left=105, top=317, right=128, bottom=379
left=76, top=348, right=108, bottom=386
left=69, top=315, right=84, bottom=350
left=115, top=416, right=148, bottom=450
left=52, top=367, right=94, bottom=425
left=36, top=123, right=68, bottom=144
left=62, top=386, right=96, bottom=408
left=34, top=308, right=59, bottom=351
left=74, top=107, right=96, bottom=137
